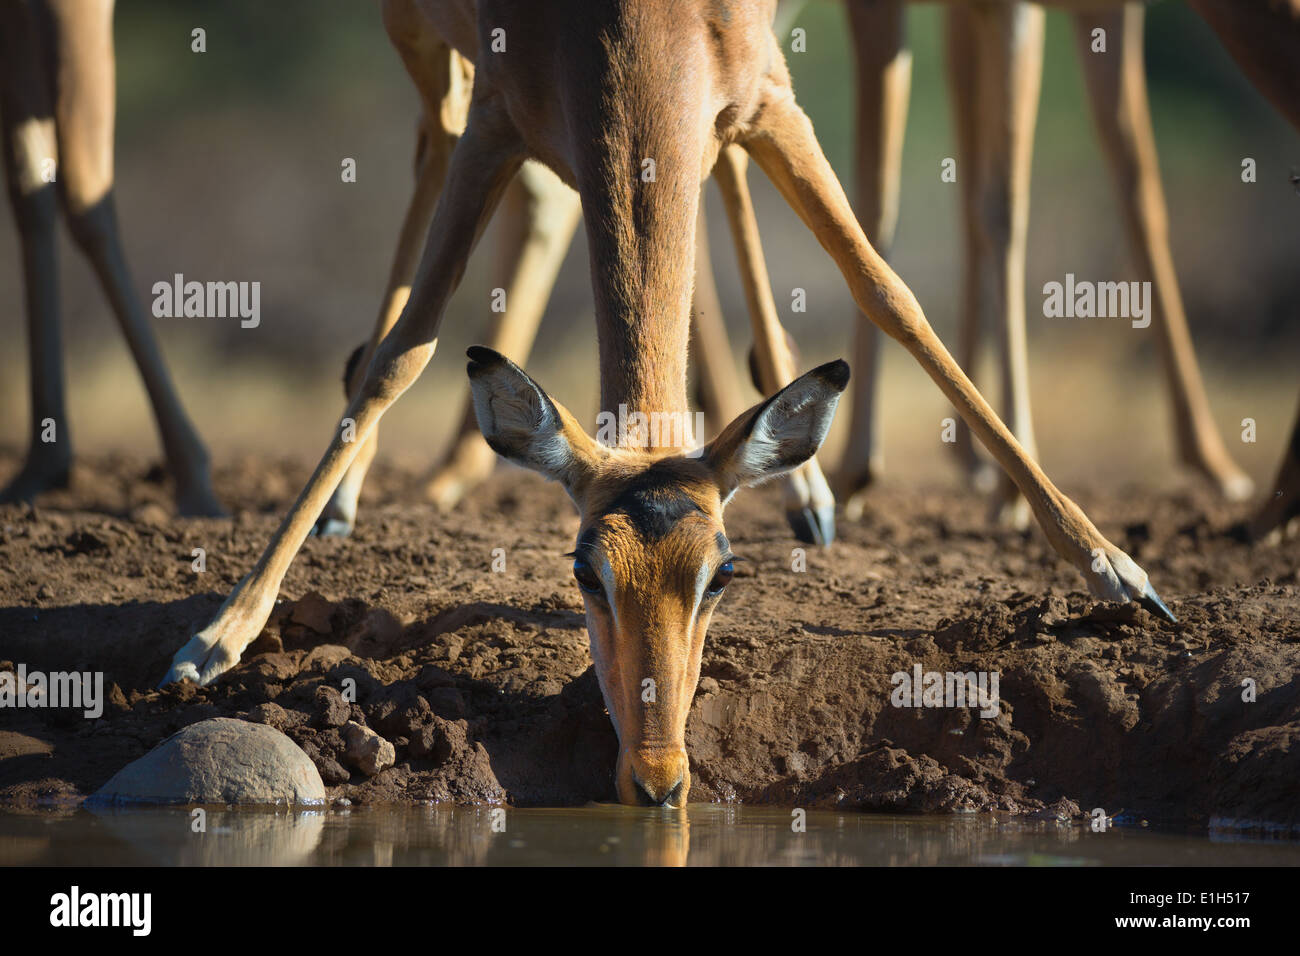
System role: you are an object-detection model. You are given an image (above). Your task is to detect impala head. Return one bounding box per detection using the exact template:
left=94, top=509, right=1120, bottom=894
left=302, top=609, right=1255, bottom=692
left=466, top=347, right=848, bottom=807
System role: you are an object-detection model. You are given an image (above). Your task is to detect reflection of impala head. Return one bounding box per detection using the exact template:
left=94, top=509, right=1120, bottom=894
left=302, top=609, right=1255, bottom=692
left=467, top=347, right=848, bottom=807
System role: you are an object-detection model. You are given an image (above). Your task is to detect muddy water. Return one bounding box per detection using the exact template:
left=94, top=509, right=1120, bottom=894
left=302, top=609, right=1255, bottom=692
left=3, top=806, right=1298, bottom=866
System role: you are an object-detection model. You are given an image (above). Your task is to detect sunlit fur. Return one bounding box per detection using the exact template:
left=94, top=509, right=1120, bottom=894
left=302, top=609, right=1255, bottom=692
left=573, top=456, right=730, bottom=806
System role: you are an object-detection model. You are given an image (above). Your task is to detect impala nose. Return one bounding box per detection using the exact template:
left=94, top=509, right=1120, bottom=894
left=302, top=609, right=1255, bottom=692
left=620, top=747, right=689, bottom=807
left=634, top=775, right=685, bottom=807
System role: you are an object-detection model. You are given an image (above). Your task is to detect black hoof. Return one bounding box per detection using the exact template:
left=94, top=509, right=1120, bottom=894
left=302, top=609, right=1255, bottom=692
left=786, top=505, right=835, bottom=547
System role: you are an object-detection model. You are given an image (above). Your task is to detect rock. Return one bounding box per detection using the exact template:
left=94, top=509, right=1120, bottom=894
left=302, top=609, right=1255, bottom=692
left=343, top=721, right=395, bottom=776
left=317, top=754, right=351, bottom=785
left=696, top=677, right=720, bottom=697
left=88, top=718, right=325, bottom=806
left=313, top=685, right=351, bottom=728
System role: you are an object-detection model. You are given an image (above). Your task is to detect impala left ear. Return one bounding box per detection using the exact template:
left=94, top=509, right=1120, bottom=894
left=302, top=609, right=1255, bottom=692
left=701, top=359, right=850, bottom=502
left=465, top=346, right=605, bottom=495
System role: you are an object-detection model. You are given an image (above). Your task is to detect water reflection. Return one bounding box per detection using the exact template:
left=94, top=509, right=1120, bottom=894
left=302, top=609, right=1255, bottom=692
left=0, top=804, right=1297, bottom=866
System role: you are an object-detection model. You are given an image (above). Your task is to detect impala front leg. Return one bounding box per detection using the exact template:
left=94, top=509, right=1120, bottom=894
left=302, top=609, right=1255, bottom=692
left=744, top=87, right=1175, bottom=621
left=163, top=103, right=524, bottom=685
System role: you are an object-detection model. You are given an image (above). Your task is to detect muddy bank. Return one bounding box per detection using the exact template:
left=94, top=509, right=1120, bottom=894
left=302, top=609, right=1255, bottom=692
left=1, top=453, right=1297, bottom=828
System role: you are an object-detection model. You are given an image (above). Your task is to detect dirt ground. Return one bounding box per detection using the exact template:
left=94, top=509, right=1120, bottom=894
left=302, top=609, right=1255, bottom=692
left=0, top=451, right=1297, bottom=830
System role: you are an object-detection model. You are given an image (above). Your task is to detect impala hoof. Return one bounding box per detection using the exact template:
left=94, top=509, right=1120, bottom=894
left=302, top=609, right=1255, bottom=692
left=1136, top=580, right=1177, bottom=624
left=1087, top=545, right=1177, bottom=625
left=787, top=504, right=835, bottom=547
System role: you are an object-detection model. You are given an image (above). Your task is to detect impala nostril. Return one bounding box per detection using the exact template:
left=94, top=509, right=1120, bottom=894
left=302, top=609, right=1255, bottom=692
left=633, top=779, right=659, bottom=806
left=634, top=775, right=684, bottom=808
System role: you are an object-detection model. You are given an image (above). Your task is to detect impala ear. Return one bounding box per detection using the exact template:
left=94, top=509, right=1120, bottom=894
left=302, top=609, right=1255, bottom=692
left=701, top=359, right=849, bottom=501
left=465, top=347, right=603, bottom=493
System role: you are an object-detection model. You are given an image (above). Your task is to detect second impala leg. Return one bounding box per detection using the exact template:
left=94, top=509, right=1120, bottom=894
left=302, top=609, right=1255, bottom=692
left=744, top=81, right=1174, bottom=618
left=1073, top=4, right=1251, bottom=502
left=966, top=1, right=1044, bottom=529
left=713, top=144, right=836, bottom=545
left=839, top=0, right=910, bottom=517
left=943, top=2, right=999, bottom=495
left=424, top=160, right=580, bottom=510
left=164, top=101, right=523, bottom=685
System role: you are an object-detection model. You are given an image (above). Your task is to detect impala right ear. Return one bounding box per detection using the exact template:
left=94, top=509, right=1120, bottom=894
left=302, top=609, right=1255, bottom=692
left=466, top=347, right=603, bottom=493
left=701, top=359, right=850, bottom=502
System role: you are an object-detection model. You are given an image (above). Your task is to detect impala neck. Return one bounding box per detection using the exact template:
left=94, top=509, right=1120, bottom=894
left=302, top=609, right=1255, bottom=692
left=570, top=4, right=708, bottom=448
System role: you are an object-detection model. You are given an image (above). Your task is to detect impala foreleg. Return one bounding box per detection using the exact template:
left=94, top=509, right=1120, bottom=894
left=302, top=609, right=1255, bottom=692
left=745, top=87, right=1175, bottom=620
left=163, top=104, right=524, bottom=685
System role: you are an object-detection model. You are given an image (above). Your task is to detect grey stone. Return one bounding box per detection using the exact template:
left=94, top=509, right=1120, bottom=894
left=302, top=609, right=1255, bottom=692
left=342, top=720, right=395, bottom=776
left=89, top=717, right=325, bottom=806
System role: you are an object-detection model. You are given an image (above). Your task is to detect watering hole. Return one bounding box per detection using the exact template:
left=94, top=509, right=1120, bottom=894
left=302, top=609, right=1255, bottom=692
left=3, top=806, right=1299, bottom=867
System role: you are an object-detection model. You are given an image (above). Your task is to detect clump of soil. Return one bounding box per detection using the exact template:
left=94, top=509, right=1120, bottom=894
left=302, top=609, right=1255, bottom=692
left=1, top=453, right=1297, bottom=829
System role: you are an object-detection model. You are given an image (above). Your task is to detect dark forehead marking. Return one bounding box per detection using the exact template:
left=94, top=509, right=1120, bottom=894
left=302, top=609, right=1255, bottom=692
left=603, top=460, right=707, bottom=541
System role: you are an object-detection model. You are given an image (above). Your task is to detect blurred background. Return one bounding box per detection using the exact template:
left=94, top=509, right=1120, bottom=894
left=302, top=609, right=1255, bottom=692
left=1, top=0, right=1297, bottom=498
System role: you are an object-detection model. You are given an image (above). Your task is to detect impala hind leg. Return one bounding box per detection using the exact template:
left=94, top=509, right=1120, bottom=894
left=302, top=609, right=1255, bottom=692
left=943, top=3, right=999, bottom=497
left=314, top=18, right=472, bottom=535
left=423, top=160, right=580, bottom=510
left=1073, top=4, right=1252, bottom=502
left=163, top=102, right=524, bottom=685
left=0, top=0, right=68, bottom=504
left=744, top=83, right=1175, bottom=620
left=839, top=0, right=910, bottom=520
left=966, top=2, right=1044, bottom=530
left=713, top=145, right=837, bottom=545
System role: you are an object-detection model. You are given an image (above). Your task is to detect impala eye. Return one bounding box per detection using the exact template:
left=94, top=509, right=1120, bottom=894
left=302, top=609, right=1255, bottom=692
left=573, top=558, right=603, bottom=595
left=706, top=560, right=734, bottom=596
